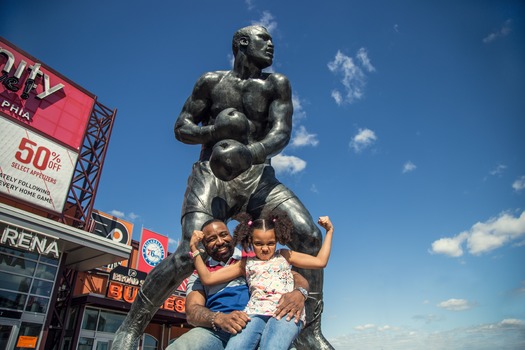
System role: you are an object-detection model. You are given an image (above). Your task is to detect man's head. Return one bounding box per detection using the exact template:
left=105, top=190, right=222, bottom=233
left=232, top=25, right=274, bottom=69
left=200, top=219, right=234, bottom=263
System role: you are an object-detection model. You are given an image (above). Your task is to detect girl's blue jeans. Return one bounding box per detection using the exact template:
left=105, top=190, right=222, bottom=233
left=225, top=315, right=302, bottom=350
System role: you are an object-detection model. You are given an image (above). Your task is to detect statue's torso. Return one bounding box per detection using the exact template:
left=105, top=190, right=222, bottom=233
left=209, top=72, right=274, bottom=141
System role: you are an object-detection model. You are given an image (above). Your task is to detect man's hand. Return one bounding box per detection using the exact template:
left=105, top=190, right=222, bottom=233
left=274, top=289, right=305, bottom=323
left=214, top=311, right=251, bottom=334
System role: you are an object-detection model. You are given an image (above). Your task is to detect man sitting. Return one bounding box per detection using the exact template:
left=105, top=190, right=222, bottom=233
left=167, top=218, right=308, bottom=349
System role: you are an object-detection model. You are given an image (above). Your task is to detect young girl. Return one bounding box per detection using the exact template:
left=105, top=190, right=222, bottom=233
left=189, top=211, right=334, bottom=350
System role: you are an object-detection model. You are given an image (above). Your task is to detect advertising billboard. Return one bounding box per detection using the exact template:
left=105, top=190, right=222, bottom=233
left=1, top=37, right=95, bottom=150
left=0, top=116, right=78, bottom=212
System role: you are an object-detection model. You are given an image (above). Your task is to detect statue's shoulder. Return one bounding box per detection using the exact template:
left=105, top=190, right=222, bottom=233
left=195, top=71, right=228, bottom=90
left=265, top=72, right=291, bottom=93
left=265, top=72, right=290, bottom=85
left=199, top=70, right=228, bottom=82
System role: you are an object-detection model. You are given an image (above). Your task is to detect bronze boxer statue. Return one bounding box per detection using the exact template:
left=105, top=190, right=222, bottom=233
left=112, top=25, right=333, bottom=350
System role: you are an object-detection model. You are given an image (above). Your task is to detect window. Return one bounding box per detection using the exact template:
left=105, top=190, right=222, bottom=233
left=0, top=245, right=58, bottom=314
left=81, top=309, right=99, bottom=331
left=78, top=308, right=127, bottom=349
left=14, top=322, right=41, bottom=350
left=78, top=337, right=94, bottom=350
left=97, top=310, right=125, bottom=333
left=143, top=334, right=158, bottom=350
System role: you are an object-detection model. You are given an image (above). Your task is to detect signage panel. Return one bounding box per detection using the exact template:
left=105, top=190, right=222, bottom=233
left=0, top=116, right=78, bottom=213
left=106, top=265, right=185, bottom=313
left=0, top=220, right=60, bottom=258
left=91, top=210, right=133, bottom=246
left=137, top=228, right=169, bottom=273
left=1, top=37, right=95, bottom=150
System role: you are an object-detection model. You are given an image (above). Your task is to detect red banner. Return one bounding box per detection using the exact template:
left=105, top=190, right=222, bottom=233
left=137, top=228, right=169, bottom=273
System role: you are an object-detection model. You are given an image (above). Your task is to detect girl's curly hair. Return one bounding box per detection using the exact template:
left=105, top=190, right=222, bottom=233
left=232, top=211, right=293, bottom=252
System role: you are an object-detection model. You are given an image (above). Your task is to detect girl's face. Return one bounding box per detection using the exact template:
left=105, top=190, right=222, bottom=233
left=252, top=229, right=277, bottom=261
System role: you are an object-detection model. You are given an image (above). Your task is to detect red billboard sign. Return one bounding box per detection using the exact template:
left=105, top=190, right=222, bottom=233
left=0, top=37, right=95, bottom=150
left=0, top=116, right=78, bottom=212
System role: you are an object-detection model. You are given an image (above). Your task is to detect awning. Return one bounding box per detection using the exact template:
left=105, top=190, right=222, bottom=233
left=0, top=202, right=131, bottom=271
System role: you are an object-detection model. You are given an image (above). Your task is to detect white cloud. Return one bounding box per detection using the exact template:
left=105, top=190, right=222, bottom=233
left=328, top=48, right=375, bottom=105
left=272, top=153, right=306, bottom=175
left=310, top=184, right=319, bottom=193
left=109, top=210, right=125, bottom=218
left=512, top=175, right=525, bottom=192
left=108, top=209, right=139, bottom=222
left=430, top=211, right=525, bottom=257
left=331, top=90, right=343, bottom=105
left=402, top=161, right=417, bottom=173
left=483, top=19, right=512, bottom=43
left=490, top=164, right=507, bottom=176
left=291, top=125, right=318, bottom=147
left=355, top=323, right=377, bottom=331
left=245, top=0, right=255, bottom=10
left=350, top=128, right=377, bottom=153
left=252, top=11, right=277, bottom=33
left=329, top=319, right=525, bottom=350
left=328, top=50, right=363, bottom=103
left=430, top=232, right=468, bottom=257
left=356, top=48, right=375, bottom=72
left=500, top=318, right=524, bottom=327
left=292, top=93, right=307, bottom=122
left=437, top=298, right=473, bottom=311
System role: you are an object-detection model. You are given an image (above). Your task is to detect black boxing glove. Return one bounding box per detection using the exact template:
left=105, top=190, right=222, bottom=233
left=212, top=108, right=249, bottom=144
left=210, top=139, right=253, bottom=181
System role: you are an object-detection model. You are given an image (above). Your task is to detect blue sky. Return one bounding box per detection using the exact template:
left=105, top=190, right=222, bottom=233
left=3, top=1, right=525, bottom=349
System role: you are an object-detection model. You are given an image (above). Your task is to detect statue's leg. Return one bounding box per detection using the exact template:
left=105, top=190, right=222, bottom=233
left=274, top=199, right=334, bottom=350
left=111, top=212, right=211, bottom=350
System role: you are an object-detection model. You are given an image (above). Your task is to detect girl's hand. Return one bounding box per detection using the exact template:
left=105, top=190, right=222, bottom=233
left=317, top=216, right=333, bottom=232
left=190, top=230, right=204, bottom=250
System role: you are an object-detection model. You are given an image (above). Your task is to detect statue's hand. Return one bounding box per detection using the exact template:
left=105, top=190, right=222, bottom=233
left=190, top=230, right=204, bottom=251
left=212, top=108, right=249, bottom=144
left=210, top=139, right=253, bottom=181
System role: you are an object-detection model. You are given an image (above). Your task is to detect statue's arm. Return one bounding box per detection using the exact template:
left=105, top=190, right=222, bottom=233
left=249, top=73, right=293, bottom=164
left=174, top=72, right=219, bottom=145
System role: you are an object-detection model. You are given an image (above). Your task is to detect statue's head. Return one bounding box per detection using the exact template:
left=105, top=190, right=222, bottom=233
left=232, top=25, right=274, bottom=69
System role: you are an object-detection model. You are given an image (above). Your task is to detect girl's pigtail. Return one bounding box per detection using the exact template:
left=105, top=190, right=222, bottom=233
left=232, top=212, right=254, bottom=252
left=270, top=210, right=293, bottom=245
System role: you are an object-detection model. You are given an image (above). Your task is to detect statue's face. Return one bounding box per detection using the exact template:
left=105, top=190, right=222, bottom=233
left=202, top=221, right=234, bottom=262
left=244, top=28, right=274, bottom=68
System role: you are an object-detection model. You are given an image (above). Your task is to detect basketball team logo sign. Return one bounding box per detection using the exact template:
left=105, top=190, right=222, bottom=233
left=141, top=238, right=165, bottom=267
left=137, top=228, right=169, bottom=273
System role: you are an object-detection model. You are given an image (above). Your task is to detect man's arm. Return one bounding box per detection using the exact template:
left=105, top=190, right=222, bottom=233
left=273, top=271, right=309, bottom=322
left=185, top=290, right=251, bottom=334
left=185, top=290, right=215, bottom=327
left=248, top=73, right=293, bottom=163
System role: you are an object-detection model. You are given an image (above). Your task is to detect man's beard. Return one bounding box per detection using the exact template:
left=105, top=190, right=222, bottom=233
left=209, top=242, right=234, bottom=261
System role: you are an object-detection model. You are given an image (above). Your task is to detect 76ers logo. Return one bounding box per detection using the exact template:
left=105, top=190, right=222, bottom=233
left=141, top=238, right=165, bottom=267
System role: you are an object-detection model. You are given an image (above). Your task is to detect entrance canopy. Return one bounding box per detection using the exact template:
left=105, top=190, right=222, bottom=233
left=0, top=203, right=131, bottom=271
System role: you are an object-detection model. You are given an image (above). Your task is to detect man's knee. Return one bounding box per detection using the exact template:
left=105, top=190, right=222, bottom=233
left=167, top=327, right=226, bottom=350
